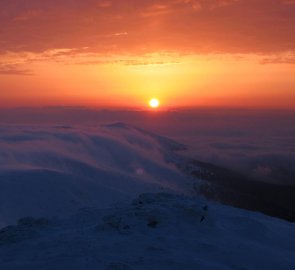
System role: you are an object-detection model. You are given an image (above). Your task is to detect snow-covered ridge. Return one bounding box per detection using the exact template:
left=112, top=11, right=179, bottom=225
left=1, top=124, right=295, bottom=269
left=0, top=123, right=193, bottom=228
left=0, top=193, right=294, bottom=270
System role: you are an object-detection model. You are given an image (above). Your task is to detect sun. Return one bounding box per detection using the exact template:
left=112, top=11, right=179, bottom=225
left=149, top=98, right=160, bottom=109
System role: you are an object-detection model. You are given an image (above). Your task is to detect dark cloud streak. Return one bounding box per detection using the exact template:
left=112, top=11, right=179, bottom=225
left=0, top=64, right=34, bottom=76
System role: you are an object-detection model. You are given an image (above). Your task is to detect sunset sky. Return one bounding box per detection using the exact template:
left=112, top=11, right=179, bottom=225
left=0, top=0, right=295, bottom=109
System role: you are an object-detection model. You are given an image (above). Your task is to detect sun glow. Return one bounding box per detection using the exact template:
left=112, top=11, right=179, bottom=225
left=149, top=98, right=160, bottom=109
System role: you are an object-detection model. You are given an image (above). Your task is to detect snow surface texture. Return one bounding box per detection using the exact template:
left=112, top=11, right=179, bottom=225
left=0, top=123, right=194, bottom=228
left=0, top=193, right=294, bottom=270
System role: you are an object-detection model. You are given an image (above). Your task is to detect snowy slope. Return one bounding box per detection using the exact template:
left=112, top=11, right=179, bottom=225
left=0, top=123, right=194, bottom=228
left=0, top=193, right=294, bottom=270
left=1, top=124, right=295, bottom=269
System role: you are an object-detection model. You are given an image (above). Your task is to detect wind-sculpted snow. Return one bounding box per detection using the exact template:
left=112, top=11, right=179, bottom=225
left=0, top=193, right=294, bottom=270
left=0, top=124, right=193, bottom=228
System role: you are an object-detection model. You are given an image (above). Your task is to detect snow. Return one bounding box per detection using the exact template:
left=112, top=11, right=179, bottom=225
left=0, top=193, right=294, bottom=270
left=0, top=123, right=294, bottom=269
left=0, top=124, right=193, bottom=228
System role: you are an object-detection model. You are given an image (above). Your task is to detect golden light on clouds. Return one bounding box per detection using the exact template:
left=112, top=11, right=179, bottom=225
left=0, top=0, right=295, bottom=109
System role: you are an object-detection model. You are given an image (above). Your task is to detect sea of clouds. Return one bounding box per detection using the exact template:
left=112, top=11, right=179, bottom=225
left=1, top=107, right=294, bottom=186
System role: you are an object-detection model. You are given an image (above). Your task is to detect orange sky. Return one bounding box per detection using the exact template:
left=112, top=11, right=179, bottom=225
left=0, top=0, right=295, bottom=109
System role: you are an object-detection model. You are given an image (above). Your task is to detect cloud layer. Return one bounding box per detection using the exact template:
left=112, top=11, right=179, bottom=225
left=1, top=107, right=294, bottom=186
left=0, top=0, right=295, bottom=55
